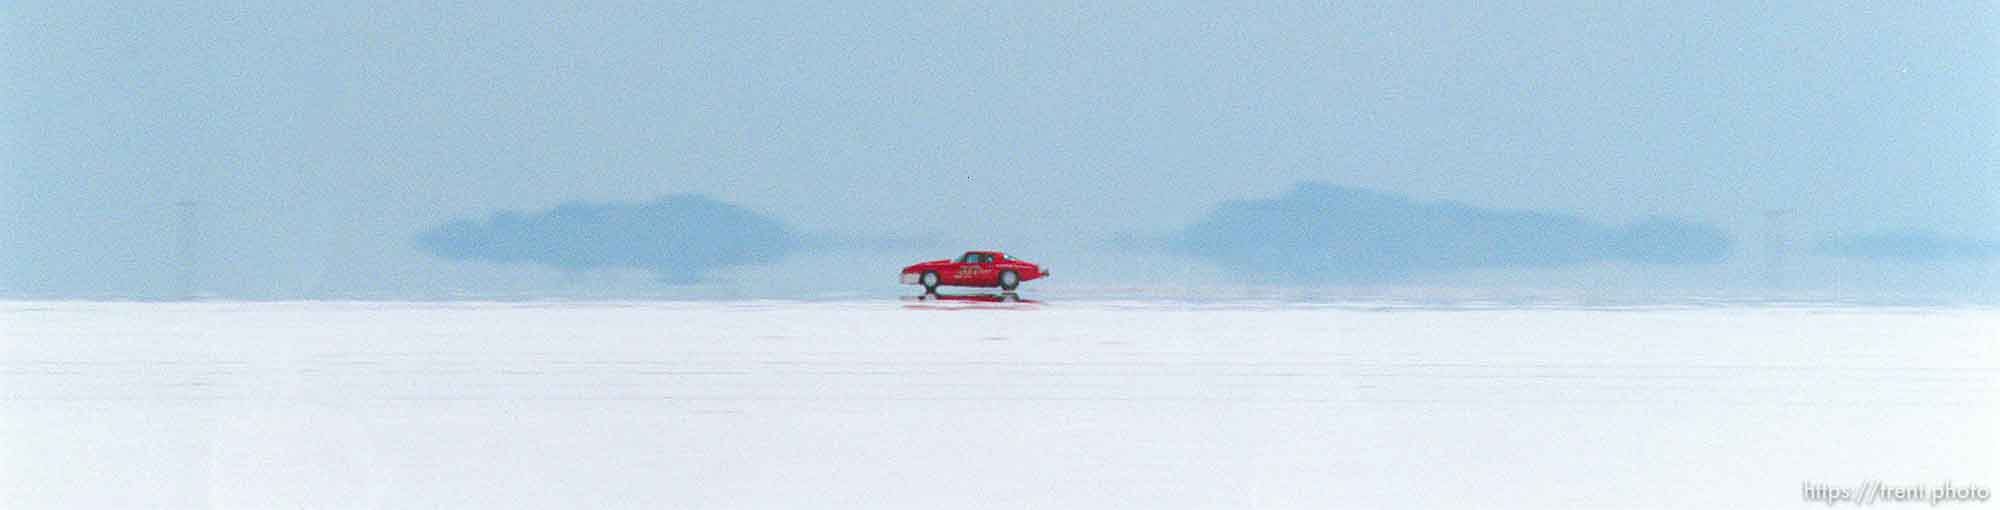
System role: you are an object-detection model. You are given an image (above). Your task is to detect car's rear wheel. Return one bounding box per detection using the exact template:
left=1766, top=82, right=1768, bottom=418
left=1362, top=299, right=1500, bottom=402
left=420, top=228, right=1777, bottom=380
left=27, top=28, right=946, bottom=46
left=998, top=270, right=1019, bottom=291
left=920, top=271, right=940, bottom=294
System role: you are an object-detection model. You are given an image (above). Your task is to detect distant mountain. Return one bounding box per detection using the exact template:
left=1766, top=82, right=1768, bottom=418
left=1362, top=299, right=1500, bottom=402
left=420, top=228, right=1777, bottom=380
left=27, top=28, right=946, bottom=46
left=1171, top=182, right=1731, bottom=281
left=1815, top=229, right=1999, bottom=262
left=418, top=195, right=795, bottom=283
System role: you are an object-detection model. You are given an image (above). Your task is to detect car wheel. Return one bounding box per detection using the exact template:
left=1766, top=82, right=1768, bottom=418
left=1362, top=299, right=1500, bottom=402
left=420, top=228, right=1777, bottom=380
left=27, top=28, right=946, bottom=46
left=920, top=271, right=940, bottom=294
left=998, top=270, right=1019, bottom=291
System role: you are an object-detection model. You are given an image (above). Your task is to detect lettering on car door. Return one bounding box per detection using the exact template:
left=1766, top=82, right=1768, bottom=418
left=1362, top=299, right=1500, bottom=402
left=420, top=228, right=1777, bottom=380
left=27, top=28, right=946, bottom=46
left=956, top=254, right=990, bottom=283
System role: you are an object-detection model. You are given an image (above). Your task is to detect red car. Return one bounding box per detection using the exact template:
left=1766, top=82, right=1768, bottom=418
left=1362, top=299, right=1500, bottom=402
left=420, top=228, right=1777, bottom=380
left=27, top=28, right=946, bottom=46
left=901, top=251, right=1049, bottom=293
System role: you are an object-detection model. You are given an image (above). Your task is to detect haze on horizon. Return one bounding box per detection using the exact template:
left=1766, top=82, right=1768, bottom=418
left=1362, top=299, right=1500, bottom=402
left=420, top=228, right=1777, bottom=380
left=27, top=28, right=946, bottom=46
left=3, top=2, right=1994, bottom=299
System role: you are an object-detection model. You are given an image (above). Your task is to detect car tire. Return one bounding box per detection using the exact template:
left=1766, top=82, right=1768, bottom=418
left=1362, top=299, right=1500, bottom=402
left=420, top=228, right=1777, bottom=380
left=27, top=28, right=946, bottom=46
left=920, top=271, right=940, bottom=294
left=998, top=270, right=1019, bottom=291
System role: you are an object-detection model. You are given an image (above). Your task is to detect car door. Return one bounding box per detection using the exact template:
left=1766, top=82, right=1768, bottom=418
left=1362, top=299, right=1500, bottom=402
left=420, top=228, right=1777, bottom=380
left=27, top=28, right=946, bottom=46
left=951, top=253, right=991, bottom=285
left=942, top=253, right=976, bottom=285
left=966, top=254, right=994, bottom=285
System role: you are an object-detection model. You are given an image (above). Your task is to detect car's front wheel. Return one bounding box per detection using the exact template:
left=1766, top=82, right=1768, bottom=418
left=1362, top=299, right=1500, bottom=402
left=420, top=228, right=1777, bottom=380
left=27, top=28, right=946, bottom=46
left=920, top=271, right=940, bottom=294
left=998, top=270, right=1019, bottom=291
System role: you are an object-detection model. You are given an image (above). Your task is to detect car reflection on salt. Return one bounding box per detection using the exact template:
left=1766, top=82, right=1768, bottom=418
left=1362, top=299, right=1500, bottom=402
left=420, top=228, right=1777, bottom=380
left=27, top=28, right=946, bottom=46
left=901, top=293, right=1037, bottom=304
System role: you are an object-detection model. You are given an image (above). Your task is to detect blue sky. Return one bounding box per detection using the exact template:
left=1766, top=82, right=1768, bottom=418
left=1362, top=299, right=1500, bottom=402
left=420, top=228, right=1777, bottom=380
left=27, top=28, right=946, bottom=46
left=2, top=2, right=1993, bottom=298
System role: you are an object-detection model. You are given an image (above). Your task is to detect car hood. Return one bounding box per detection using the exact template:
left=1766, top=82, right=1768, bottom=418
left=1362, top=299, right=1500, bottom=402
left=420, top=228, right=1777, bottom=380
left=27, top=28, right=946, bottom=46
left=902, top=260, right=952, bottom=272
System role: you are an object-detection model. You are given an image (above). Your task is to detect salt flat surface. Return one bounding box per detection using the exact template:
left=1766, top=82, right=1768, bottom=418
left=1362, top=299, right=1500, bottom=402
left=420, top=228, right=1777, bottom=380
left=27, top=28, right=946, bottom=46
left=2, top=300, right=1995, bottom=509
